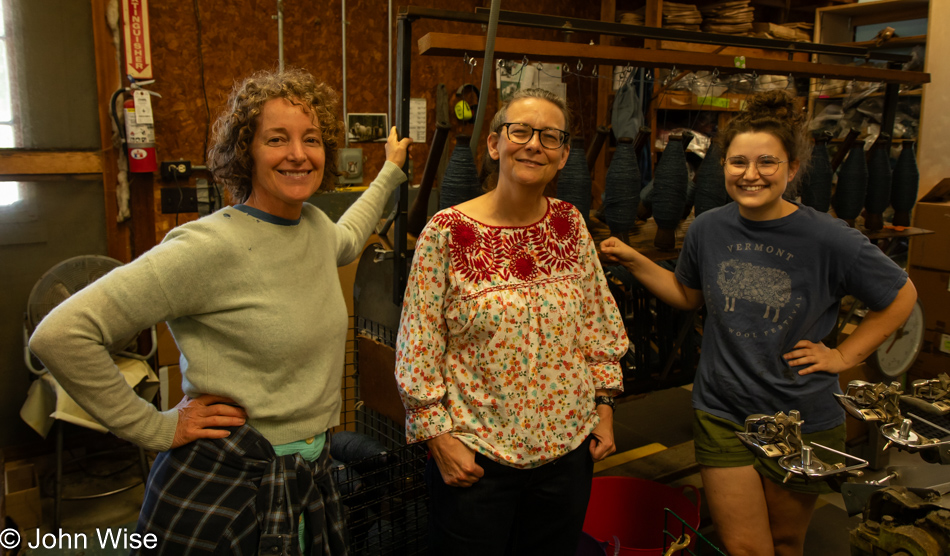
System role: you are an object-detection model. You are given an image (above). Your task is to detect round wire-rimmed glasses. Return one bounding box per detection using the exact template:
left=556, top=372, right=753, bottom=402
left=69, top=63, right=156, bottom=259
left=723, top=155, right=787, bottom=177
left=500, top=122, right=569, bottom=149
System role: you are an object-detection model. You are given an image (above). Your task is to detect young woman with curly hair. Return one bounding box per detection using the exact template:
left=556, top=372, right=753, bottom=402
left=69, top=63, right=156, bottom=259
left=601, top=89, right=916, bottom=555
left=30, top=67, right=411, bottom=555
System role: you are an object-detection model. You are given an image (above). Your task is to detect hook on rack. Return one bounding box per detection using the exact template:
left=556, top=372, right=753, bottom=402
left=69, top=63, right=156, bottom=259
left=576, top=59, right=584, bottom=73
left=463, top=53, right=477, bottom=74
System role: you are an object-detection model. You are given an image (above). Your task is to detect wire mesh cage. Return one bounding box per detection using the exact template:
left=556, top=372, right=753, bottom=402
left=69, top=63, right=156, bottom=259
left=663, top=508, right=726, bottom=556
left=332, top=316, right=429, bottom=555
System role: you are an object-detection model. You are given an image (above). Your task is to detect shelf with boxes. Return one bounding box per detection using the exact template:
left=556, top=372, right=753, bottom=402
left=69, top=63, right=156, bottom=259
left=907, top=181, right=950, bottom=383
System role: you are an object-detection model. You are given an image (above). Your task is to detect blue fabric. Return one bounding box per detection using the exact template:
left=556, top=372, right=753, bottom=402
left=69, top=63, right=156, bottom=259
left=865, top=143, right=892, bottom=214
left=234, top=203, right=301, bottom=226
left=557, top=138, right=592, bottom=226
left=801, top=139, right=833, bottom=213
left=833, top=144, right=867, bottom=222
left=273, top=432, right=327, bottom=461
left=674, top=202, right=907, bottom=433
left=440, top=136, right=482, bottom=210
left=891, top=141, right=919, bottom=212
left=603, top=140, right=640, bottom=237
left=611, top=73, right=643, bottom=140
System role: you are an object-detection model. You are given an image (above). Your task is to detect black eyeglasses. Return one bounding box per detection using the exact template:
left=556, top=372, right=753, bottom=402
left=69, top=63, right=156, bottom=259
left=723, top=155, right=787, bottom=177
left=499, top=122, right=569, bottom=149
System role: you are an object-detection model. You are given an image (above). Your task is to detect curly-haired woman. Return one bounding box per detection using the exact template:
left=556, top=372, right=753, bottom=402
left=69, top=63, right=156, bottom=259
left=601, top=89, right=916, bottom=555
left=30, top=67, right=411, bottom=555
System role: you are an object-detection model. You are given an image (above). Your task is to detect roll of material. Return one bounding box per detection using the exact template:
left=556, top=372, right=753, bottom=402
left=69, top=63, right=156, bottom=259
left=603, top=137, right=641, bottom=240
left=683, top=180, right=697, bottom=220
left=801, top=132, right=833, bottom=213
left=864, top=135, right=892, bottom=231
left=439, top=135, right=482, bottom=211
left=653, top=133, right=692, bottom=248
left=833, top=143, right=868, bottom=227
left=638, top=182, right=654, bottom=221
left=694, top=142, right=729, bottom=217
left=557, top=137, right=592, bottom=226
left=891, top=140, right=919, bottom=228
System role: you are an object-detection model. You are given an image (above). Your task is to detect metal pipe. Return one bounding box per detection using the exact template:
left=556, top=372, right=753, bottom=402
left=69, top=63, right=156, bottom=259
left=399, top=6, right=911, bottom=64
left=393, top=15, right=412, bottom=304
left=470, top=0, right=501, bottom=158
left=342, top=0, right=348, bottom=146
left=388, top=0, right=393, bottom=131
left=276, top=0, right=284, bottom=72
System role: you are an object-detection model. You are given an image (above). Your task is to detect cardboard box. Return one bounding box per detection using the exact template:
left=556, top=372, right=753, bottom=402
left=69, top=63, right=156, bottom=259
left=909, top=201, right=950, bottom=271
left=159, top=365, right=186, bottom=411
left=156, top=322, right=181, bottom=367
left=3, top=462, right=42, bottom=530
left=908, top=329, right=950, bottom=381
left=907, top=266, right=950, bottom=333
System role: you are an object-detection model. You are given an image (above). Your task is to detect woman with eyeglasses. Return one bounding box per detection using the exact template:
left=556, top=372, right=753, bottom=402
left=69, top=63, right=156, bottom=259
left=395, top=88, right=628, bottom=555
left=601, top=89, right=916, bottom=556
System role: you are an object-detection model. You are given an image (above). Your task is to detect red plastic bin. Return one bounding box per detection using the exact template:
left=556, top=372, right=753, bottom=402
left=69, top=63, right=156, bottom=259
left=582, top=476, right=701, bottom=556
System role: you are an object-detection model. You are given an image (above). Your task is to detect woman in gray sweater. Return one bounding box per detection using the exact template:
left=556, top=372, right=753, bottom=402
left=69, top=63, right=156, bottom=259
left=30, top=67, right=411, bottom=555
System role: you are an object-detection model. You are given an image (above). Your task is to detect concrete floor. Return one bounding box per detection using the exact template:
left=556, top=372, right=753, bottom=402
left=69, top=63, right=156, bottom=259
left=6, top=386, right=948, bottom=555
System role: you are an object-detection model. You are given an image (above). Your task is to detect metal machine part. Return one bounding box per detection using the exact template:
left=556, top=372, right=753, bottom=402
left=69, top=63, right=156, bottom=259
left=902, top=373, right=950, bottom=416
left=850, top=486, right=950, bottom=556
left=736, top=411, right=868, bottom=484
left=834, top=380, right=904, bottom=425
left=835, top=378, right=950, bottom=464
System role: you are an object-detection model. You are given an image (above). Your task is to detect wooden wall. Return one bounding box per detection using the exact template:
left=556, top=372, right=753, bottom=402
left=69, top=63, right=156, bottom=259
left=139, top=0, right=605, bottom=244
left=918, top=0, right=950, bottom=199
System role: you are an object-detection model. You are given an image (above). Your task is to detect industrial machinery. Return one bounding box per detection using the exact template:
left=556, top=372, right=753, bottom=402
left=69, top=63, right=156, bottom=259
left=837, top=376, right=950, bottom=555
left=736, top=410, right=869, bottom=485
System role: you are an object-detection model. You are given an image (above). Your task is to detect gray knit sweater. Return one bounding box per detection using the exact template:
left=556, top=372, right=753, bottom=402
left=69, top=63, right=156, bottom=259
left=30, top=162, right=405, bottom=451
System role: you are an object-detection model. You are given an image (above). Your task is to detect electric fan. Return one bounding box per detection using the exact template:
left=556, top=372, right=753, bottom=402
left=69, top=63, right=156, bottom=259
left=23, top=255, right=157, bottom=375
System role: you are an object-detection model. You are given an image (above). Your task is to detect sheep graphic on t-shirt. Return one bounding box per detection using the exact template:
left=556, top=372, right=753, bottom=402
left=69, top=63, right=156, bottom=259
left=716, top=259, right=791, bottom=323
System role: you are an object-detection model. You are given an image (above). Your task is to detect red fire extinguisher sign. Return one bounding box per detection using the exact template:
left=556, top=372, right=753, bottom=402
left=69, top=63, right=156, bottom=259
left=122, top=0, right=153, bottom=80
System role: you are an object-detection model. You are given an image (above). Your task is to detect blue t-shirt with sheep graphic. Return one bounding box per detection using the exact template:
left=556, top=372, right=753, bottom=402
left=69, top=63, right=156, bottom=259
left=676, top=202, right=907, bottom=433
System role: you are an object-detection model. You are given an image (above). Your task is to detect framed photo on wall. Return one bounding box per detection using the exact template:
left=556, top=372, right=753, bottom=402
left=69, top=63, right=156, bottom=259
left=347, top=113, right=388, bottom=143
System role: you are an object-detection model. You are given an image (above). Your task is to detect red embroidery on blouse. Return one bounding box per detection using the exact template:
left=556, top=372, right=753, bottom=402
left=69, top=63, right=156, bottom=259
left=437, top=200, right=580, bottom=285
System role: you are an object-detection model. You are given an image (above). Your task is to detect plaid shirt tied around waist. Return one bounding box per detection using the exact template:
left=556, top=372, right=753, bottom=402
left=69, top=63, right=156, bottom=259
left=135, top=424, right=348, bottom=556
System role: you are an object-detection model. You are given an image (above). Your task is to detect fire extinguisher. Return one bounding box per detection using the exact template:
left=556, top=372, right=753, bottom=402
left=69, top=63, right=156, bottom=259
left=111, top=83, right=159, bottom=173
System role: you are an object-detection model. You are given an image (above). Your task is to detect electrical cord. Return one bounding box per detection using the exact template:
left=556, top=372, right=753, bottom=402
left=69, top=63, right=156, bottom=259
left=194, top=0, right=212, bottom=165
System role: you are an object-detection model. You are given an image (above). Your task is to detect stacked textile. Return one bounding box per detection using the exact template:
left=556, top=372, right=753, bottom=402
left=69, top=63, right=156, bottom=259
left=700, top=1, right=753, bottom=35
left=663, top=2, right=702, bottom=32
left=751, top=21, right=813, bottom=42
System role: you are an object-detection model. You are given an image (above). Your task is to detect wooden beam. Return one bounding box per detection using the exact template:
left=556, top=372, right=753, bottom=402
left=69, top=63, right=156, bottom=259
left=418, top=32, right=931, bottom=84
left=91, top=0, right=131, bottom=263
left=0, top=150, right=102, bottom=175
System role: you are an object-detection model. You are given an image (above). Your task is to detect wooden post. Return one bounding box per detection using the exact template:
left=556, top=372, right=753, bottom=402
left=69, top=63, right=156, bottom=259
left=91, top=0, right=131, bottom=262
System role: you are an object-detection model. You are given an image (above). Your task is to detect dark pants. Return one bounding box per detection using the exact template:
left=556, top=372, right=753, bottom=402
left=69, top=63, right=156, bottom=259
left=426, top=437, right=594, bottom=556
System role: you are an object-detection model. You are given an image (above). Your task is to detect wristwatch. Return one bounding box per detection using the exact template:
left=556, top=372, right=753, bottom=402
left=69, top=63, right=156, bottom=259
left=593, top=395, right=616, bottom=410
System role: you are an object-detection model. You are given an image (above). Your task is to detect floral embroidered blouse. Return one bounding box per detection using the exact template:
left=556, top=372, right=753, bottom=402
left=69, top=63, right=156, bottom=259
left=395, top=198, right=628, bottom=468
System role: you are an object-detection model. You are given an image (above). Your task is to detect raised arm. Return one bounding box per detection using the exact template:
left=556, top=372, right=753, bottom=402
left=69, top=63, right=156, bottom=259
left=789, top=279, right=918, bottom=375
left=334, top=128, right=412, bottom=264
left=600, top=237, right=704, bottom=311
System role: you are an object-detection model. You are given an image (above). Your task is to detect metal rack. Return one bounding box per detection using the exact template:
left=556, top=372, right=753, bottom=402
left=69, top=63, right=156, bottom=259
left=391, top=5, right=931, bottom=305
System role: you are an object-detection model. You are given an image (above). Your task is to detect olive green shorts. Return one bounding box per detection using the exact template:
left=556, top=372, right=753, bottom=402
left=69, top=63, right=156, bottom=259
left=692, top=410, right=846, bottom=495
